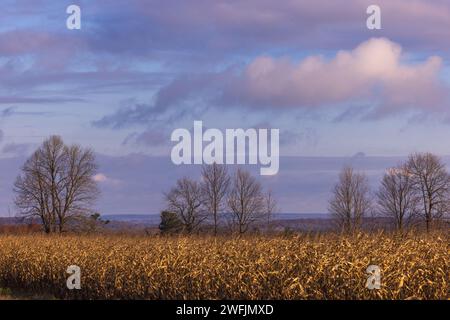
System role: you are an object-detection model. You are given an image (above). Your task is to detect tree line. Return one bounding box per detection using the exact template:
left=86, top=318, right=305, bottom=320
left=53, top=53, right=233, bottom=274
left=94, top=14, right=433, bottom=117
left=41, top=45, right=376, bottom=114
left=329, top=153, right=450, bottom=233
left=11, top=135, right=449, bottom=234
left=160, top=164, right=277, bottom=235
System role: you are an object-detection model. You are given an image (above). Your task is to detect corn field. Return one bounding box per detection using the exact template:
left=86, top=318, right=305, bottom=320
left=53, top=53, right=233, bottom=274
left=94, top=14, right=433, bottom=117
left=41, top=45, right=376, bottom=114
left=0, top=232, right=447, bottom=299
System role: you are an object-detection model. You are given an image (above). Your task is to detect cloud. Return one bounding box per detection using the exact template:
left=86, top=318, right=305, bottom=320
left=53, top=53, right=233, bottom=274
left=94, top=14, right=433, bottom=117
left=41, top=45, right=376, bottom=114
left=2, top=1, right=449, bottom=111
left=123, top=129, right=168, bottom=146
left=5, top=0, right=450, bottom=58
left=0, top=96, right=85, bottom=105
left=226, top=38, right=446, bottom=115
left=93, top=72, right=229, bottom=129
left=92, top=173, right=108, bottom=182
left=352, top=152, right=366, bottom=159
left=1, top=1, right=449, bottom=129
left=92, top=173, right=122, bottom=186
left=2, top=143, right=31, bottom=157
left=124, top=0, right=450, bottom=53
left=97, top=38, right=448, bottom=129
left=1, top=107, right=15, bottom=118
left=1, top=0, right=450, bottom=162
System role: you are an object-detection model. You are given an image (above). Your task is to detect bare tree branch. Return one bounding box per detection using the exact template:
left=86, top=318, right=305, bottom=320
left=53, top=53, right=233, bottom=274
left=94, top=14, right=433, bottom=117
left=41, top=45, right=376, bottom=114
left=377, top=164, right=418, bottom=231
left=228, top=168, right=264, bottom=234
left=201, top=163, right=230, bottom=235
left=165, top=177, right=206, bottom=234
left=405, top=153, right=450, bottom=232
left=13, top=136, right=99, bottom=233
left=328, top=166, right=372, bottom=233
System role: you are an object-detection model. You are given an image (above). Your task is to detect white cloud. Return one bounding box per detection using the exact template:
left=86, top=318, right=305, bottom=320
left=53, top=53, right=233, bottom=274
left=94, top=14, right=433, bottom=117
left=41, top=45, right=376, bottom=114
left=93, top=173, right=122, bottom=186
left=228, top=38, right=446, bottom=116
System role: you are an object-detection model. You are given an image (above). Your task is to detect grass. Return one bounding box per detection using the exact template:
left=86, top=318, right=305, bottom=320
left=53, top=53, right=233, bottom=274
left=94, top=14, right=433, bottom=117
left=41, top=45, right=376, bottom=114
left=0, top=287, right=56, bottom=300
left=0, top=232, right=447, bottom=300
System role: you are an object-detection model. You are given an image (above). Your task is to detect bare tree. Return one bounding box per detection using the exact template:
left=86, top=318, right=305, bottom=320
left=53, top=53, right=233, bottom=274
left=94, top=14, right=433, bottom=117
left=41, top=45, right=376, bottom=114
left=405, top=153, right=450, bottom=232
left=328, top=166, right=371, bottom=233
left=165, top=177, right=206, bottom=233
left=263, top=189, right=278, bottom=230
left=14, top=136, right=99, bottom=233
left=377, top=165, right=418, bottom=231
left=201, top=163, right=230, bottom=235
left=228, top=168, right=264, bottom=234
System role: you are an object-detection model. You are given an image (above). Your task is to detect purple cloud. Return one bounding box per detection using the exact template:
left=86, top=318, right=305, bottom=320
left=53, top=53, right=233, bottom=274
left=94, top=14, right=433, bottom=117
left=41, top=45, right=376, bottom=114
left=1, top=1, right=449, bottom=125
left=224, top=38, right=446, bottom=115
left=126, top=0, right=450, bottom=53
left=96, top=38, right=449, bottom=129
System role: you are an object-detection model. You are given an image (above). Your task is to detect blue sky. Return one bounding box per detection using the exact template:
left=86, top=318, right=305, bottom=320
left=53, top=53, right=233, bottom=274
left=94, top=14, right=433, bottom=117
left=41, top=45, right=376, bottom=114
left=1, top=0, right=450, bottom=215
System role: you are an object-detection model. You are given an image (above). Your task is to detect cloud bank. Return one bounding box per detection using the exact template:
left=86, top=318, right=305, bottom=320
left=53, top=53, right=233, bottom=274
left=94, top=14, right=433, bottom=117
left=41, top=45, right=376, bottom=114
left=228, top=38, right=446, bottom=114
left=97, top=38, right=449, bottom=128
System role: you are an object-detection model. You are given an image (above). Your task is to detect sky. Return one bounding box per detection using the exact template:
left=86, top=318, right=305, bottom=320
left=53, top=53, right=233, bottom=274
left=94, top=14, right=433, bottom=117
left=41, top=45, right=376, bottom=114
left=1, top=0, right=450, bottom=215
